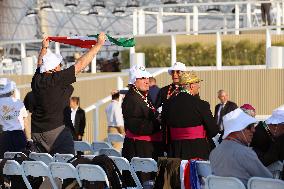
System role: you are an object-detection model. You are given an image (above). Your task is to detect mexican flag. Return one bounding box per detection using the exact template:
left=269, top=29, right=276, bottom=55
left=48, top=34, right=135, bottom=48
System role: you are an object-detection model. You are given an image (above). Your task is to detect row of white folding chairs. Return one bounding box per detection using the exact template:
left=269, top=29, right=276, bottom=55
left=1, top=155, right=156, bottom=189
left=0, top=159, right=109, bottom=189
left=74, top=141, right=122, bottom=156
left=205, top=175, right=284, bottom=189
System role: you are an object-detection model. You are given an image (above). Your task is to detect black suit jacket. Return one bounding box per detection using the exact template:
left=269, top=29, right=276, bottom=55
left=214, top=101, right=238, bottom=130
left=64, top=107, right=86, bottom=139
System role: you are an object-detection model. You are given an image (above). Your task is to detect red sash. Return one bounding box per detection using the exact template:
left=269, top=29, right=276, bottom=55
left=170, top=125, right=206, bottom=140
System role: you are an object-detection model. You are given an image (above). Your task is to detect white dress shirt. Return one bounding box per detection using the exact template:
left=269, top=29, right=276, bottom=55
left=105, top=100, right=124, bottom=127
left=71, top=107, right=78, bottom=126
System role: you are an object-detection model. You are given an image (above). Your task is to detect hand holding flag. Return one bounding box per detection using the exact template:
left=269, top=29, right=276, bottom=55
left=48, top=33, right=135, bottom=48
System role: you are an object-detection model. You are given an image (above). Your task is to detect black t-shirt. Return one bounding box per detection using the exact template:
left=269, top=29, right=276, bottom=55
left=31, top=66, right=76, bottom=132
left=24, top=91, right=36, bottom=113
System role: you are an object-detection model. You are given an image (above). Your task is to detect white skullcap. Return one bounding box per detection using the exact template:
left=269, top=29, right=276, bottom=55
left=40, top=49, right=63, bottom=73
left=168, top=62, right=187, bottom=74
left=265, top=104, right=284, bottom=125
left=128, top=64, right=152, bottom=84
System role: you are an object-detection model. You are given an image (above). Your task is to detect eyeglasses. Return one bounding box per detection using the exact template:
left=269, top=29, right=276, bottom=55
left=171, top=70, right=182, bottom=75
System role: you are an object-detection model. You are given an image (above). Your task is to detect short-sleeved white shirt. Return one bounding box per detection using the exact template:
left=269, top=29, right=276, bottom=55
left=0, top=97, right=28, bottom=131
left=105, top=100, right=124, bottom=127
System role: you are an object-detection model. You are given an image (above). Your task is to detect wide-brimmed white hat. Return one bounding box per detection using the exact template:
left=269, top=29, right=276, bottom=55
left=40, top=49, right=63, bottom=73
left=168, top=62, right=186, bottom=74
left=265, top=104, right=284, bottom=125
left=128, top=64, right=152, bottom=84
left=0, top=78, right=16, bottom=95
left=222, top=108, right=258, bottom=139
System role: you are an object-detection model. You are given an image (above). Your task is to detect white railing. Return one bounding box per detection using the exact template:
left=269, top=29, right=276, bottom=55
left=133, top=0, right=284, bottom=35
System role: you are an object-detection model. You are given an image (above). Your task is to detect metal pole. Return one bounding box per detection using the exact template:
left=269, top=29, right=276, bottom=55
left=223, top=16, right=227, bottom=35
left=94, top=107, right=99, bottom=141
left=276, top=2, right=281, bottom=34
left=138, top=9, right=145, bottom=35
left=117, top=76, right=124, bottom=90
left=246, top=3, right=251, bottom=28
left=171, top=35, right=176, bottom=66
left=216, top=32, right=222, bottom=70
left=157, top=8, right=163, bottom=34
left=193, top=5, right=198, bottom=35
left=133, top=9, right=138, bottom=35
left=129, top=47, right=135, bottom=68
left=266, top=29, right=271, bottom=68
left=186, top=14, right=191, bottom=34
left=235, top=4, right=240, bottom=35
left=20, top=43, right=26, bottom=59
left=91, top=55, right=96, bottom=73
left=55, top=42, right=60, bottom=54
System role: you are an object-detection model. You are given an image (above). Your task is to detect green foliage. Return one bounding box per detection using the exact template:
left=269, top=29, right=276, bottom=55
left=121, top=40, right=266, bottom=68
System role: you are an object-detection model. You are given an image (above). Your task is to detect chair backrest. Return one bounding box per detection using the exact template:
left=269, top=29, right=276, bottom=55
left=49, top=162, right=82, bottom=187
left=267, top=161, right=283, bottom=179
left=3, top=160, right=23, bottom=176
left=4, top=152, right=27, bottom=159
left=4, top=160, right=31, bottom=189
left=196, top=161, right=212, bottom=177
left=29, top=152, right=53, bottom=165
left=92, top=142, right=112, bottom=153
left=107, top=133, right=124, bottom=143
left=22, top=161, right=58, bottom=189
left=53, top=154, right=74, bottom=163
left=109, top=156, right=142, bottom=188
left=77, top=164, right=110, bottom=187
left=99, top=148, right=121, bottom=157
left=247, top=177, right=284, bottom=189
left=74, top=141, right=94, bottom=154
left=205, top=175, right=246, bottom=189
left=131, top=157, right=158, bottom=173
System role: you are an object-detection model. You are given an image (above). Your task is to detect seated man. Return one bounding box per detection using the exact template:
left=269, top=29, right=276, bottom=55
left=209, top=108, right=273, bottom=185
left=251, top=104, right=284, bottom=166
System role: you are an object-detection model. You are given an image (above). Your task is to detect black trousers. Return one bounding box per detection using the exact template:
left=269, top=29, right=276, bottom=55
left=0, top=130, right=27, bottom=158
left=261, top=3, right=271, bottom=25
left=32, top=126, right=74, bottom=155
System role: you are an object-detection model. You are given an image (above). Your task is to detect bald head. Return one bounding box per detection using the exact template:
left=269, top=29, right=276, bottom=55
left=218, top=90, right=229, bottom=104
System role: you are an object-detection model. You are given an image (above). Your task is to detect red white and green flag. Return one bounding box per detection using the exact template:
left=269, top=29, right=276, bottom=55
left=48, top=34, right=135, bottom=48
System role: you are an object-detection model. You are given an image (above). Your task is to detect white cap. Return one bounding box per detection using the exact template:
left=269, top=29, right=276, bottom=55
left=0, top=78, right=16, bottom=95
left=265, top=104, right=284, bottom=125
left=168, top=62, right=186, bottom=74
left=222, top=108, right=258, bottom=139
left=128, top=64, right=152, bottom=84
left=40, top=49, right=63, bottom=73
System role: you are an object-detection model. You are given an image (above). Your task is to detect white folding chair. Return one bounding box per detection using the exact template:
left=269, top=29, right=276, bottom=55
left=267, top=161, right=283, bottom=179
left=77, top=164, right=110, bottom=187
left=110, top=156, right=142, bottom=189
left=196, top=161, right=212, bottom=177
left=22, top=161, right=58, bottom=189
left=49, top=162, right=82, bottom=188
left=92, top=141, right=112, bottom=154
left=29, top=152, right=53, bottom=165
left=131, top=157, right=158, bottom=173
left=74, top=141, right=94, bottom=154
left=53, top=154, right=74, bottom=163
left=2, top=160, right=31, bottom=189
left=247, top=177, right=284, bottom=189
left=4, top=152, right=27, bottom=159
left=82, top=155, right=96, bottom=159
left=108, top=133, right=125, bottom=143
left=205, top=175, right=246, bottom=189
left=99, top=148, right=121, bottom=157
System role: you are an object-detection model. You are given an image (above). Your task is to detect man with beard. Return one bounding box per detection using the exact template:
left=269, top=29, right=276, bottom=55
left=155, top=62, right=186, bottom=109
left=162, top=71, right=218, bottom=159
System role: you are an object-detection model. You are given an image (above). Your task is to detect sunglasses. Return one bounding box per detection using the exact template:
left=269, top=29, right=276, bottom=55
left=171, top=70, right=182, bottom=74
